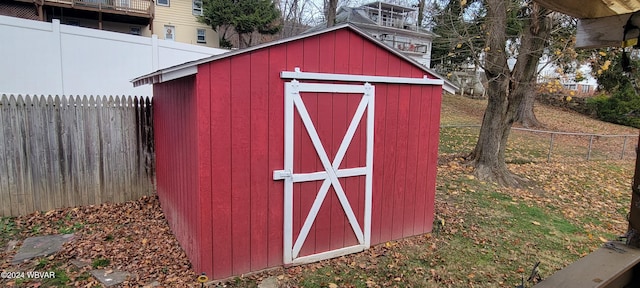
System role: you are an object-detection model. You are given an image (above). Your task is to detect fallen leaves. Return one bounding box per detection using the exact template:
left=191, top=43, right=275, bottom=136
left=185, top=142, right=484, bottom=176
left=1, top=195, right=198, bottom=287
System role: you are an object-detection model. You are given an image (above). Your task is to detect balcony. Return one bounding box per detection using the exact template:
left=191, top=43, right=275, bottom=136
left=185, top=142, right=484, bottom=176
left=43, top=0, right=153, bottom=18
left=361, top=1, right=418, bottom=31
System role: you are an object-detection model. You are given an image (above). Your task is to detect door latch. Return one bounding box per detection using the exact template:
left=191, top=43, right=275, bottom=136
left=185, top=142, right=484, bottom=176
left=273, top=170, right=292, bottom=180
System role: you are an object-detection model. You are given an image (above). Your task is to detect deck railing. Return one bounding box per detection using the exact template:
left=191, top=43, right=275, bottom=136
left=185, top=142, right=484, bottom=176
left=47, top=0, right=153, bottom=16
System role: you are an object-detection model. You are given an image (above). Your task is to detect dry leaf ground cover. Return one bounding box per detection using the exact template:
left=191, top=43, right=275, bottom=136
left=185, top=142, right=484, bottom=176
left=0, top=94, right=637, bottom=287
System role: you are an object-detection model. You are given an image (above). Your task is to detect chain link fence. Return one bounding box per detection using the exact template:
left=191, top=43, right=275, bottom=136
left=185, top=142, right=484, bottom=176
left=440, top=125, right=638, bottom=163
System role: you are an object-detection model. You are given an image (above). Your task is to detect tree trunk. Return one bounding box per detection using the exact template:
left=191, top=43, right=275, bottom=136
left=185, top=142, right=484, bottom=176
left=515, top=89, right=543, bottom=128
left=468, top=1, right=550, bottom=187
left=514, top=4, right=551, bottom=128
left=326, top=0, right=338, bottom=27
left=467, top=0, right=515, bottom=186
left=239, top=33, right=253, bottom=48
left=418, top=0, right=425, bottom=27
left=470, top=87, right=521, bottom=186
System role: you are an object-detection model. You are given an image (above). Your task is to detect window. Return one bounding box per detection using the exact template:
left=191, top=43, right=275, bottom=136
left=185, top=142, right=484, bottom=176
left=130, top=27, right=141, bottom=35
left=193, top=0, right=203, bottom=15
left=164, top=25, right=175, bottom=41
left=157, top=0, right=169, bottom=6
left=197, top=29, right=206, bottom=43
left=118, top=0, right=130, bottom=8
left=582, top=85, right=590, bottom=93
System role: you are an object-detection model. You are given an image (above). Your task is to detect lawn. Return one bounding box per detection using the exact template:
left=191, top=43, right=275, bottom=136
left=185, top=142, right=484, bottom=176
left=0, top=94, right=637, bottom=287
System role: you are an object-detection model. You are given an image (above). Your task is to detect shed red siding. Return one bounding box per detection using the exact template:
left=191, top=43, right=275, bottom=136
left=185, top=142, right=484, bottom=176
left=153, top=76, right=201, bottom=270
left=153, top=27, right=442, bottom=280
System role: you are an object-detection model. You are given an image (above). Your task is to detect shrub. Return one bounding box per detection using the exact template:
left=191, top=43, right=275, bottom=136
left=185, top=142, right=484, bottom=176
left=587, top=85, right=640, bottom=128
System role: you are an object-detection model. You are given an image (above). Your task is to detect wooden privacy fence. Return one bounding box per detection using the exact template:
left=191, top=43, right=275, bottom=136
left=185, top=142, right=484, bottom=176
left=0, top=95, right=154, bottom=217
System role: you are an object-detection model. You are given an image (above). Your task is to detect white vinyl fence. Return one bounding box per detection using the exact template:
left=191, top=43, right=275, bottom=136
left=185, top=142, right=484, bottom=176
left=0, top=16, right=228, bottom=96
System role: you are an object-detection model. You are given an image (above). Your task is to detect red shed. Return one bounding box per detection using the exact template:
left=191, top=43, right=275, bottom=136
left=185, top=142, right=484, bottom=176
left=132, top=24, right=454, bottom=280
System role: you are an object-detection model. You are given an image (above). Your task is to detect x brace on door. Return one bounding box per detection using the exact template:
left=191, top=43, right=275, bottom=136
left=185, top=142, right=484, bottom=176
left=274, top=80, right=375, bottom=265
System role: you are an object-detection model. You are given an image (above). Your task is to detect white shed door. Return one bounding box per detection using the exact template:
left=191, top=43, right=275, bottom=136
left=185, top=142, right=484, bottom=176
left=273, top=80, right=375, bottom=265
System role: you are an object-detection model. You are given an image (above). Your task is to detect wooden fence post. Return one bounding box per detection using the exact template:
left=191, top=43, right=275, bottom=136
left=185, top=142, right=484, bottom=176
left=587, top=135, right=594, bottom=161
left=547, top=133, right=555, bottom=162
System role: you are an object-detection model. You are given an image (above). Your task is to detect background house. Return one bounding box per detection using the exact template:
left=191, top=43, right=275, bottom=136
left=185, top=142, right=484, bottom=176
left=562, top=82, right=597, bottom=95
left=449, top=69, right=487, bottom=98
left=0, top=0, right=218, bottom=47
left=309, top=1, right=436, bottom=68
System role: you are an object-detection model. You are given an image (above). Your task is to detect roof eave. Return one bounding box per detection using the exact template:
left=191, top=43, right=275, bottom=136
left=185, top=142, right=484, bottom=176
left=132, top=65, right=198, bottom=87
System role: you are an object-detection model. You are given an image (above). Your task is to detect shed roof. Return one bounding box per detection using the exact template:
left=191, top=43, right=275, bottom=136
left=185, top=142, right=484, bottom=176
left=132, top=23, right=458, bottom=94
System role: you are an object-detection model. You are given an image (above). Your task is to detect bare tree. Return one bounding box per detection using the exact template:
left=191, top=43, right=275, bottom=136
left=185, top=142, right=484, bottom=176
left=279, top=0, right=313, bottom=38
left=514, top=14, right=578, bottom=128
left=325, top=0, right=338, bottom=27
left=417, top=0, right=426, bottom=26
left=466, top=0, right=551, bottom=186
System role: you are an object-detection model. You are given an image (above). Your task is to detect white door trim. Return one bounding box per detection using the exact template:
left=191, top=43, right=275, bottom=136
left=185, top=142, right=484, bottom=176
left=274, top=80, right=375, bottom=264
left=280, top=67, right=444, bottom=85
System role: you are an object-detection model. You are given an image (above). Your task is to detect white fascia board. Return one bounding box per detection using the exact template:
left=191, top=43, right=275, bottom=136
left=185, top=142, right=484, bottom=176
left=281, top=68, right=444, bottom=85
left=160, top=66, right=198, bottom=83
left=442, top=83, right=456, bottom=94
left=132, top=66, right=197, bottom=87
left=132, top=73, right=161, bottom=87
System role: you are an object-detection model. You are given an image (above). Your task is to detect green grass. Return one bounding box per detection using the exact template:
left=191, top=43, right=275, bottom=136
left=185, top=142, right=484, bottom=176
left=438, top=127, right=478, bottom=154
left=0, top=217, right=19, bottom=248
left=41, top=268, right=70, bottom=287
left=91, top=258, right=110, bottom=269
left=58, top=222, right=85, bottom=234
left=429, top=173, right=593, bottom=286
left=439, top=126, right=558, bottom=162
left=35, top=258, right=49, bottom=270
left=297, top=266, right=365, bottom=288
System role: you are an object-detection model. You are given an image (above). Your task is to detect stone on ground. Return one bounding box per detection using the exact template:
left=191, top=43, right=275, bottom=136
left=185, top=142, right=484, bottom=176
left=257, top=276, right=279, bottom=288
left=69, top=259, right=91, bottom=268
left=11, top=234, right=74, bottom=265
left=143, top=280, right=160, bottom=287
left=5, top=240, right=19, bottom=252
left=90, top=269, right=134, bottom=287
